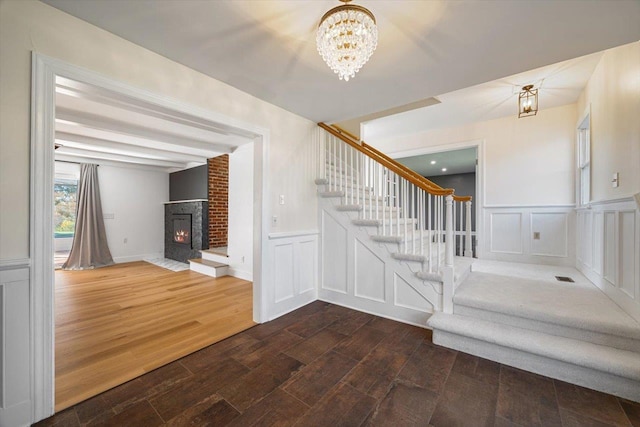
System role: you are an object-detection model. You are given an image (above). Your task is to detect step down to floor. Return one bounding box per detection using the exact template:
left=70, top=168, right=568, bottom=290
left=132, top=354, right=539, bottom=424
left=453, top=271, right=640, bottom=352
left=189, top=258, right=229, bottom=278
left=428, top=312, right=640, bottom=402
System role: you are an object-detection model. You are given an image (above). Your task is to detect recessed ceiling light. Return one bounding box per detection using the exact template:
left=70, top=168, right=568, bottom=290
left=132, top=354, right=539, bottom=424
left=430, top=160, right=436, bottom=165
left=442, top=168, right=447, bottom=172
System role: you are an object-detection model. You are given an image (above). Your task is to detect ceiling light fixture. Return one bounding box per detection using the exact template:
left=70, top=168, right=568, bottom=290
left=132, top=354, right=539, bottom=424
left=518, top=84, right=538, bottom=118
left=430, top=160, right=436, bottom=165
left=442, top=168, right=447, bottom=172
left=317, top=0, right=378, bottom=81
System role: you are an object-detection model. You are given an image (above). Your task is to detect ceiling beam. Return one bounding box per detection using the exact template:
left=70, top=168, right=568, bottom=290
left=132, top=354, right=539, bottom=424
left=55, top=132, right=209, bottom=164
left=55, top=147, right=192, bottom=169
left=56, top=107, right=235, bottom=155
left=55, top=77, right=258, bottom=139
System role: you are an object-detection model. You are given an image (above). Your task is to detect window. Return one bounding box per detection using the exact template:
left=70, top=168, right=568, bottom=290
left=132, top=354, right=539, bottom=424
left=577, top=114, right=590, bottom=206
left=54, top=178, right=78, bottom=238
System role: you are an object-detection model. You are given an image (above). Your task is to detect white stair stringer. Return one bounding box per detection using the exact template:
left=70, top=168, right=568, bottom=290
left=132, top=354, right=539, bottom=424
left=318, top=194, right=443, bottom=327
left=428, top=312, right=640, bottom=402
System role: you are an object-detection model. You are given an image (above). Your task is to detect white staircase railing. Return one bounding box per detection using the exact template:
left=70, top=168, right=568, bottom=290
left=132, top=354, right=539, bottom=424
left=316, top=124, right=473, bottom=313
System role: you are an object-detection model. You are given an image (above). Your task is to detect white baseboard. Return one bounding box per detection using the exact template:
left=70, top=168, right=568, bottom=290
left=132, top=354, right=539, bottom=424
left=227, top=267, right=253, bottom=282
left=113, top=253, right=163, bottom=264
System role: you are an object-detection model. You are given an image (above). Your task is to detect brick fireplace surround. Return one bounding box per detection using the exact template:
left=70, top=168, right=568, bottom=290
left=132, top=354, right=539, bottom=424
left=207, top=155, right=229, bottom=248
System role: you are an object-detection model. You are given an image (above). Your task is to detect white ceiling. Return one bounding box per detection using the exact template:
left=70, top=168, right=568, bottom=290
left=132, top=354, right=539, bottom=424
left=54, top=76, right=254, bottom=172
left=41, top=0, right=640, bottom=124
left=364, top=49, right=606, bottom=141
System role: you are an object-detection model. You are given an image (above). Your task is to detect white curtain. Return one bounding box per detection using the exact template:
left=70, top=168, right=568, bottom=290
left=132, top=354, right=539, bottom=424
left=62, top=164, right=114, bottom=270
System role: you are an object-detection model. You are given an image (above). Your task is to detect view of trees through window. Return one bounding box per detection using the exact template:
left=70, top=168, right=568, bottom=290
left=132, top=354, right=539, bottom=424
left=54, top=179, right=78, bottom=237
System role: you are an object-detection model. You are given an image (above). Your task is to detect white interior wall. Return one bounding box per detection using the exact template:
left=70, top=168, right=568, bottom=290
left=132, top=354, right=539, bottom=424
left=575, top=41, right=640, bottom=322
left=0, top=0, right=317, bottom=261
left=53, top=161, right=168, bottom=262
left=366, top=103, right=578, bottom=265
left=97, top=165, right=168, bottom=263
left=577, top=41, right=640, bottom=203
left=368, top=104, right=577, bottom=207
left=228, top=143, right=254, bottom=280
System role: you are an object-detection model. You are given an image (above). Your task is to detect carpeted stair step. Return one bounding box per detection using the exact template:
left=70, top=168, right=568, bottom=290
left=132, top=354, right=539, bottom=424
left=427, top=312, right=640, bottom=402
left=452, top=272, right=640, bottom=353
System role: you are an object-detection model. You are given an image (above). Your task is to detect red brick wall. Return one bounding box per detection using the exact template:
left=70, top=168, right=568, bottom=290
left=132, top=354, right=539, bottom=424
left=208, top=155, right=228, bottom=248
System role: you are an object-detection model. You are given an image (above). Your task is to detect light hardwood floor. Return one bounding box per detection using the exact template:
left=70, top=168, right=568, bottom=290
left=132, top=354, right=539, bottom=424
left=55, top=261, right=255, bottom=411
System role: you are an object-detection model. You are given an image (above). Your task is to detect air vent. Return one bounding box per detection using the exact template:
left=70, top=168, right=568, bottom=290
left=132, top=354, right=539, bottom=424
left=555, top=276, right=574, bottom=283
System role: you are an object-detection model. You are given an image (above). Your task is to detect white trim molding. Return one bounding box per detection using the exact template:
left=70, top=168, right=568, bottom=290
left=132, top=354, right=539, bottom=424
left=0, top=259, right=31, bottom=270
left=268, top=230, right=320, bottom=239
left=30, top=52, right=271, bottom=423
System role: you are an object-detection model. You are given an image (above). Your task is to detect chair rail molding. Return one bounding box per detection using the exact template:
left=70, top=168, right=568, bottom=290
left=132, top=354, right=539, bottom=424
left=29, top=52, right=271, bottom=424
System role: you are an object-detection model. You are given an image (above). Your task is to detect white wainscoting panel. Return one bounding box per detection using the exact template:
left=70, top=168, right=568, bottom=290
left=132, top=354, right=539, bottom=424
left=593, top=212, right=604, bottom=275
left=604, top=212, right=617, bottom=286
left=273, top=243, right=294, bottom=303
left=267, top=233, right=318, bottom=320
left=354, top=239, right=386, bottom=303
left=0, top=265, right=31, bottom=427
left=530, top=213, right=568, bottom=257
left=483, top=206, right=575, bottom=266
left=577, top=198, right=640, bottom=322
left=298, top=239, right=317, bottom=295
left=490, top=213, right=522, bottom=254
left=319, top=198, right=440, bottom=328
left=322, top=212, right=348, bottom=294
left=619, top=211, right=637, bottom=300
left=394, top=273, right=434, bottom=313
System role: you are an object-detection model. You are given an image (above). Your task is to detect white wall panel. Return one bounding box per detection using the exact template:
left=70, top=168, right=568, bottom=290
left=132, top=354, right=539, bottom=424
left=483, top=206, right=575, bottom=266
left=273, top=243, right=294, bottom=303
left=298, top=239, right=317, bottom=294
left=576, top=199, right=640, bottom=322
left=490, top=213, right=522, bottom=254
left=582, top=212, right=593, bottom=267
left=530, top=213, right=568, bottom=257
left=394, top=274, right=434, bottom=313
left=354, top=239, right=385, bottom=303
left=593, top=212, right=604, bottom=275
left=319, top=199, right=438, bottom=327
left=268, top=233, right=318, bottom=320
left=0, top=266, right=31, bottom=427
left=618, top=211, right=636, bottom=299
left=604, top=212, right=617, bottom=286
left=322, top=212, right=348, bottom=294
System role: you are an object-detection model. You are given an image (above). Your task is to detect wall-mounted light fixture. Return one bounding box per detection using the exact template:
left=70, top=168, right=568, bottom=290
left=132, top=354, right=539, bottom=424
left=518, top=84, right=538, bottom=118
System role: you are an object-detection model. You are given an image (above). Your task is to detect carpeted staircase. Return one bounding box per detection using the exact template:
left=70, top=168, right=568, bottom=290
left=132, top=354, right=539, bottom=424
left=428, top=262, right=640, bottom=401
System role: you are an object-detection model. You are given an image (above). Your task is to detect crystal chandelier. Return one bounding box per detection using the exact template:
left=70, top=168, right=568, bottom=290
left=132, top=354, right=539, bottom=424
left=316, top=0, right=378, bottom=81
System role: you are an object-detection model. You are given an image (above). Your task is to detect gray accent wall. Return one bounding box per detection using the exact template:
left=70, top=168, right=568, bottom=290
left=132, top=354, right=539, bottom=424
left=425, top=172, right=476, bottom=229
left=426, top=172, right=477, bottom=256
left=169, top=164, right=207, bottom=201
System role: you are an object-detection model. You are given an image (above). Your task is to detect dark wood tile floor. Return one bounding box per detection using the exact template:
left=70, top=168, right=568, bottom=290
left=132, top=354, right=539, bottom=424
left=35, top=301, right=640, bottom=427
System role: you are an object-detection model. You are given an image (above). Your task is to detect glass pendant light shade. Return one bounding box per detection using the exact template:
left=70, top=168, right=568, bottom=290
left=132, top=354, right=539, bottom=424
left=317, top=0, right=378, bottom=81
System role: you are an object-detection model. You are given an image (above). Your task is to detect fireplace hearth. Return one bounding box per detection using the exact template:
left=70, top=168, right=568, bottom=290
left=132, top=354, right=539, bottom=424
left=164, top=200, right=208, bottom=263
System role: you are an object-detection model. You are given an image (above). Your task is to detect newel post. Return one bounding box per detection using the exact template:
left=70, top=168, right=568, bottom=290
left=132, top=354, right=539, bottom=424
left=464, top=200, right=473, bottom=257
left=444, top=195, right=454, bottom=266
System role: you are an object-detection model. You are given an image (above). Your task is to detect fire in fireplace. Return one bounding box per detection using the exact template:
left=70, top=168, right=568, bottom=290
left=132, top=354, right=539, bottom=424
left=172, top=214, right=192, bottom=246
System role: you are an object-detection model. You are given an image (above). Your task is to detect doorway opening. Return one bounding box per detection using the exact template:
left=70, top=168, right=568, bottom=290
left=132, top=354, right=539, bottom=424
left=31, top=54, right=270, bottom=417
left=394, top=143, right=482, bottom=258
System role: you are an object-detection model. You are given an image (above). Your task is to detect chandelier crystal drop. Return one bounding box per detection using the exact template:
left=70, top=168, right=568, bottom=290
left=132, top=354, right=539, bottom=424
left=316, top=0, right=378, bottom=81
